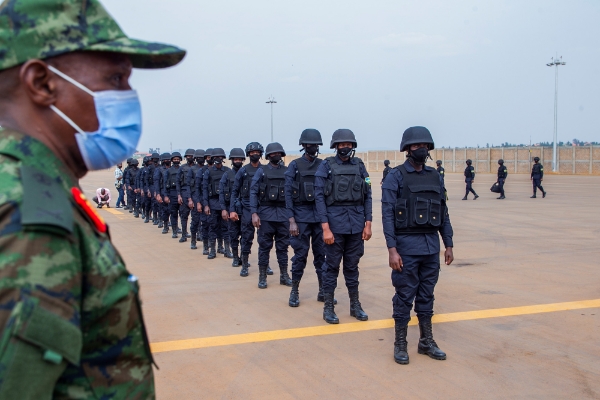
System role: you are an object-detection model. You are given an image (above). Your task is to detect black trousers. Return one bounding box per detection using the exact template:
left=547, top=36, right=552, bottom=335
left=179, top=202, right=191, bottom=233
left=168, top=192, right=180, bottom=230
left=290, top=222, right=325, bottom=282
left=465, top=180, right=477, bottom=196
left=208, top=209, right=229, bottom=241
left=391, top=253, right=440, bottom=321
left=498, top=178, right=505, bottom=196
left=190, top=205, right=202, bottom=235
left=240, top=206, right=256, bottom=255
left=322, top=232, right=363, bottom=294
left=228, top=218, right=242, bottom=250
left=257, top=220, right=289, bottom=267
left=532, top=178, right=544, bottom=194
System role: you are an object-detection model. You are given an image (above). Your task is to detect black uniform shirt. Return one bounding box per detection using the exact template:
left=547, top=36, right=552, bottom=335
left=284, top=155, right=320, bottom=223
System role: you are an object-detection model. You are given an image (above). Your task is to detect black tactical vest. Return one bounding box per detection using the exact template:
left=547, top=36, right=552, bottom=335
left=259, top=165, right=286, bottom=207
left=324, top=157, right=366, bottom=206
left=208, top=166, right=228, bottom=198
left=128, top=167, right=139, bottom=186
left=394, top=165, right=444, bottom=234
left=292, top=157, right=321, bottom=205
left=222, top=168, right=239, bottom=202
left=464, top=165, right=474, bottom=179
left=179, top=163, right=192, bottom=186
left=532, top=163, right=543, bottom=177
left=147, top=165, right=155, bottom=186
left=240, top=163, right=261, bottom=198
left=166, top=166, right=179, bottom=190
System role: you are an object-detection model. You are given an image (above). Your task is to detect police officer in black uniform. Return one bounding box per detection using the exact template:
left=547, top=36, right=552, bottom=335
left=285, top=129, right=331, bottom=307
left=188, top=149, right=205, bottom=249
left=123, top=158, right=132, bottom=210
left=198, top=149, right=214, bottom=253
left=146, top=153, right=160, bottom=224
left=154, top=153, right=171, bottom=232
left=462, top=159, right=478, bottom=200
left=436, top=160, right=445, bottom=186
left=127, top=158, right=139, bottom=216
left=315, top=129, right=372, bottom=324
left=203, top=148, right=231, bottom=259
left=176, top=148, right=196, bottom=242
left=164, top=152, right=182, bottom=238
left=139, top=156, right=152, bottom=221
left=250, top=142, right=292, bottom=289
left=220, top=148, right=246, bottom=265
left=531, top=157, right=546, bottom=198
left=497, top=159, right=507, bottom=199
left=229, top=142, right=264, bottom=277
left=382, top=126, right=454, bottom=365
left=382, top=159, right=392, bottom=184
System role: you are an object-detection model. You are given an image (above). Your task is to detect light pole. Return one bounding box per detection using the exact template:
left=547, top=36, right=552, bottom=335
left=266, top=95, right=277, bottom=142
left=546, top=56, right=566, bottom=172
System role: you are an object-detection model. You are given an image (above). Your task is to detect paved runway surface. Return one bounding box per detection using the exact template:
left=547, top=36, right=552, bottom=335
left=82, top=170, right=600, bottom=399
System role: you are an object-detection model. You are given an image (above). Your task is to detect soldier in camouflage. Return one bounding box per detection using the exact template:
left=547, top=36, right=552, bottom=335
left=0, top=0, right=185, bottom=398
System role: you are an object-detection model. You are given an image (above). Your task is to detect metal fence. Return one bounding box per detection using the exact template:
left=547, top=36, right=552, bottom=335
left=283, top=146, right=600, bottom=175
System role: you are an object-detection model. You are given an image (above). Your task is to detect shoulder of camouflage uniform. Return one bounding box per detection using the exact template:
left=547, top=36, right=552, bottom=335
left=0, top=154, right=73, bottom=237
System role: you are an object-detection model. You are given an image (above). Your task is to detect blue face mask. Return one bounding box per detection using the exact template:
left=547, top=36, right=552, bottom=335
left=48, top=66, right=142, bottom=171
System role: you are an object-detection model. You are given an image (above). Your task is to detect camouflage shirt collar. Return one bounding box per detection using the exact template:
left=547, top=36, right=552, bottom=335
left=0, top=128, right=78, bottom=190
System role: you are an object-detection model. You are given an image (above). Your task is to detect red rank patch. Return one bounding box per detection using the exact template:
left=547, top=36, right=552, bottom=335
left=71, top=187, right=107, bottom=234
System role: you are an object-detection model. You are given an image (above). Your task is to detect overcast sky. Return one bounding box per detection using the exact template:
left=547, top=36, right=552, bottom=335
left=103, top=0, right=599, bottom=153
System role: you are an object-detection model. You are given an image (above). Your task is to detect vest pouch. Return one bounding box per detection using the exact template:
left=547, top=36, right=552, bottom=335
left=303, top=182, right=315, bottom=202
left=291, top=181, right=300, bottom=200
left=269, top=184, right=280, bottom=201
left=394, top=198, right=408, bottom=229
left=259, top=183, right=267, bottom=201
left=211, top=180, right=221, bottom=197
left=337, top=175, right=350, bottom=194
left=414, top=197, right=429, bottom=225
left=241, top=179, right=250, bottom=197
left=429, top=199, right=441, bottom=227
left=325, top=181, right=334, bottom=206
left=352, top=175, right=363, bottom=192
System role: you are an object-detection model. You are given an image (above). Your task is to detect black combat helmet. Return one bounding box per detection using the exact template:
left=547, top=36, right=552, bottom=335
left=436, top=160, right=442, bottom=165
left=126, top=157, right=133, bottom=165
left=205, top=148, right=214, bottom=157
left=160, top=152, right=171, bottom=161
left=229, top=148, right=246, bottom=160
left=400, top=126, right=434, bottom=152
left=299, top=129, right=323, bottom=145
left=151, top=152, right=160, bottom=160
left=171, top=151, right=182, bottom=160
left=265, top=142, right=286, bottom=157
left=131, top=158, right=139, bottom=165
left=466, top=159, right=472, bottom=165
left=184, top=148, right=195, bottom=157
left=211, top=148, right=226, bottom=158
left=498, top=159, right=504, bottom=164
left=384, top=159, right=390, bottom=166
left=330, top=129, right=357, bottom=149
left=194, top=149, right=205, bottom=159
left=245, top=142, right=264, bottom=156
left=142, top=156, right=149, bottom=165
left=534, top=156, right=540, bottom=162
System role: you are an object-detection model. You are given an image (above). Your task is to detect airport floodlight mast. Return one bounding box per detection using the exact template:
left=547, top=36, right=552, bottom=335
left=266, top=95, right=277, bottom=142
left=547, top=56, right=566, bottom=172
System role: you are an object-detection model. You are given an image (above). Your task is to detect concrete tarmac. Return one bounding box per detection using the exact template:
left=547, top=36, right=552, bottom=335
left=82, top=170, right=600, bottom=399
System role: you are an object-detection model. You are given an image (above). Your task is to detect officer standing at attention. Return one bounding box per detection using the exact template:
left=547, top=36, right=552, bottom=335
left=203, top=148, right=232, bottom=259
left=436, top=160, right=445, bottom=186
left=196, top=148, right=214, bottom=253
left=146, top=152, right=160, bottom=224
left=188, top=149, right=205, bottom=249
left=155, top=153, right=172, bottom=233
left=315, top=129, right=372, bottom=324
left=127, top=158, right=140, bottom=216
left=496, top=159, right=507, bottom=199
left=0, top=0, right=185, bottom=396
left=176, top=148, right=196, bottom=242
left=382, top=159, right=392, bottom=184
left=382, top=126, right=454, bottom=365
left=220, top=148, right=246, bottom=265
left=138, top=156, right=151, bottom=221
left=229, top=143, right=264, bottom=277
left=531, top=157, right=547, bottom=198
left=285, top=129, right=332, bottom=307
left=122, top=157, right=132, bottom=210
left=164, top=152, right=182, bottom=238
left=462, top=159, right=478, bottom=200
left=250, top=142, right=293, bottom=289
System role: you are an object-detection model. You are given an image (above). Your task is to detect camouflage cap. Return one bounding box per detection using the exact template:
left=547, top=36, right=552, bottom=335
left=0, top=0, right=186, bottom=72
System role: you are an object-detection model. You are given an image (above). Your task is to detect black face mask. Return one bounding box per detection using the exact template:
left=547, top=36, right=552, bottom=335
left=172, top=160, right=180, bottom=166
left=207, top=158, right=214, bottom=165
left=213, top=157, right=223, bottom=165
left=233, top=161, right=243, bottom=169
left=305, top=145, right=319, bottom=156
left=164, top=162, right=171, bottom=167
left=250, top=154, right=261, bottom=163
left=269, top=155, right=282, bottom=165
left=337, top=147, right=352, bottom=157
left=409, top=147, right=429, bottom=165
left=186, top=156, right=194, bottom=164
left=196, top=158, right=204, bottom=165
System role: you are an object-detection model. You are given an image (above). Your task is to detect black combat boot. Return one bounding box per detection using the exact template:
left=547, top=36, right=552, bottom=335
left=417, top=315, right=446, bottom=360
left=133, top=209, right=139, bottom=218
left=158, top=220, right=163, bottom=228
left=190, top=237, right=197, bottom=250
left=207, top=240, right=217, bottom=259
left=179, top=229, right=188, bottom=243
left=323, top=293, right=339, bottom=324
left=129, top=207, right=134, bottom=213
left=497, top=195, right=505, bottom=199
left=349, top=290, right=368, bottom=321
left=177, top=227, right=182, bottom=234
left=123, top=205, right=129, bottom=210
left=530, top=194, right=537, bottom=198
left=393, top=318, right=410, bottom=365
left=542, top=191, right=547, bottom=198
left=240, top=254, right=250, bottom=277
left=223, top=240, right=233, bottom=258
left=289, top=281, right=300, bottom=307
left=144, top=215, right=150, bottom=223
left=279, top=266, right=292, bottom=286
left=473, top=194, right=479, bottom=200
left=141, top=210, right=145, bottom=220
left=266, top=265, right=274, bottom=275
left=161, top=226, right=169, bottom=234
left=317, top=276, right=337, bottom=304
left=258, top=265, right=267, bottom=289
left=172, top=231, right=178, bottom=239
left=217, top=238, right=224, bottom=254
left=231, top=248, right=241, bottom=267
left=202, top=239, right=209, bottom=255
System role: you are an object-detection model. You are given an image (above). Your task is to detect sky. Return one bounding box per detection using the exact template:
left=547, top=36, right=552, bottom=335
left=102, top=0, right=600, bottom=153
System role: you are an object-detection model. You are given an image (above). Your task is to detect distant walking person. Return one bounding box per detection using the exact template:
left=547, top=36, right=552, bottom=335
left=115, top=163, right=124, bottom=208
left=531, top=157, right=547, bottom=198
left=462, top=159, right=478, bottom=200
left=93, top=188, right=111, bottom=208
left=436, top=160, right=445, bottom=186
left=382, top=160, right=391, bottom=184
left=496, top=159, right=507, bottom=199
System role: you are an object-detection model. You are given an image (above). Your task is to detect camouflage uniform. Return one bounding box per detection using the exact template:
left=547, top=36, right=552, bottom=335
left=0, top=0, right=185, bottom=398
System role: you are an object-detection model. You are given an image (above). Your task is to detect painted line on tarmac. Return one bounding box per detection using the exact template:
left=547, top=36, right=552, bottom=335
left=103, top=208, right=123, bottom=215
left=150, top=298, right=600, bottom=354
